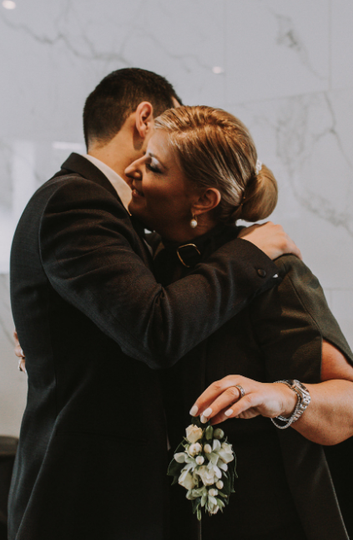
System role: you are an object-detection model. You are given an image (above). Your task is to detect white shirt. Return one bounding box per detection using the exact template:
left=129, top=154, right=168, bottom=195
left=83, top=154, right=132, bottom=212
left=84, top=154, right=153, bottom=254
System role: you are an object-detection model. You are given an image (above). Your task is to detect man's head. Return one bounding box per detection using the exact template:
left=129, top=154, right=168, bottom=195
left=83, top=68, right=181, bottom=151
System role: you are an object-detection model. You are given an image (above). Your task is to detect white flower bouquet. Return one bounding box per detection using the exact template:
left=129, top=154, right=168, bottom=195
left=167, top=418, right=237, bottom=521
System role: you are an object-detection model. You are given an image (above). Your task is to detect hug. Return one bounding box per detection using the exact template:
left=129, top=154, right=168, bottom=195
left=9, top=68, right=353, bottom=540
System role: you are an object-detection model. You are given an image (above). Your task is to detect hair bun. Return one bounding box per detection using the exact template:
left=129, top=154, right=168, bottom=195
left=239, top=164, right=278, bottom=222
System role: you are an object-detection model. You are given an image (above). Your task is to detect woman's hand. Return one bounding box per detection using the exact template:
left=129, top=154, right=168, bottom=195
left=14, top=330, right=26, bottom=374
left=190, top=342, right=353, bottom=445
left=190, top=375, right=297, bottom=425
left=239, top=222, right=302, bottom=260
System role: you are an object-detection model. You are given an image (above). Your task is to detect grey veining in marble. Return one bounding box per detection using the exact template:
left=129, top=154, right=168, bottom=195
left=0, top=0, right=352, bottom=435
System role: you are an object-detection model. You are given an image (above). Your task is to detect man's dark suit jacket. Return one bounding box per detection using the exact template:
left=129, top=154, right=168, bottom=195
left=8, top=153, right=278, bottom=540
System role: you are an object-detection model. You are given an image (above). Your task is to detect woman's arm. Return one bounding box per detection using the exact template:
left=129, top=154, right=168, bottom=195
left=190, top=340, right=353, bottom=446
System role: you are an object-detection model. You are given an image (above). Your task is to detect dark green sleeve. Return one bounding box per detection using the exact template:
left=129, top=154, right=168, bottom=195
left=250, top=254, right=353, bottom=383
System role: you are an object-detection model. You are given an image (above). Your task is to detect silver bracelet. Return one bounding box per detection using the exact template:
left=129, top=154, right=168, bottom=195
left=271, top=379, right=311, bottom=430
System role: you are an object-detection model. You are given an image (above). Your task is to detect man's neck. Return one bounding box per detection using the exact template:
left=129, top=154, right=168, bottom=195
left=88, top=126, right=144, bottom=184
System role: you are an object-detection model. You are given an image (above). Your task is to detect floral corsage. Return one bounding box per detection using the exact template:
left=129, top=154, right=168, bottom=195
left=167, top=418, right=237, bottom=520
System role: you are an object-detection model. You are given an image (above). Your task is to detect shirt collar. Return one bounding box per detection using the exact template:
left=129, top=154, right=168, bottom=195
left=83, top=154, right=132, bottom=212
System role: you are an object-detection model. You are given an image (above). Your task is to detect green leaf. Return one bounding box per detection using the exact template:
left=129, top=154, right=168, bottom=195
left=167, top=459, right=183, bottom=477
left=216, top=498, right=225, bottom=509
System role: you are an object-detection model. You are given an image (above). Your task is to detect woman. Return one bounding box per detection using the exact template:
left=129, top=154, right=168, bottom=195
left=125, top=106, right=353, bottom=540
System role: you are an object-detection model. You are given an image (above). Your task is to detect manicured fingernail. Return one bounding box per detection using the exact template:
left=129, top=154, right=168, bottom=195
left=203, top=408, right=212, bottom=417
left=224, top=409, right=233, bottom=417
left=200, top=415, right=208, bottom=424
left=189, top=405, right=198, bottom=416
left=20, top=349, right=24, bottom=357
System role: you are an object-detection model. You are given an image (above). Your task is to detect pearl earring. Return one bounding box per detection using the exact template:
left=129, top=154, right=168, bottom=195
left=190, top=214, right=198, bottom=229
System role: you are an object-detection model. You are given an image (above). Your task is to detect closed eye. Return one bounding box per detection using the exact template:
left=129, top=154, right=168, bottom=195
left=146, top=162, right=162, bottom=174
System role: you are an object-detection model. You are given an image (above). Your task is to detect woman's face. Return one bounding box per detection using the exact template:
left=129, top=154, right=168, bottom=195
left=125, top=129, right=197, bottom=242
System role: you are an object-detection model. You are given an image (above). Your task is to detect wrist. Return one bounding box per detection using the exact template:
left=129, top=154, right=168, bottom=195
left=271, top=380, right=311, bottom=430
left=275, top=382, right=297, bottom=418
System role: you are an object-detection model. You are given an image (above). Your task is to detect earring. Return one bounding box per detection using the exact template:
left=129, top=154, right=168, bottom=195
left=190, top=214, right=198, bottom=229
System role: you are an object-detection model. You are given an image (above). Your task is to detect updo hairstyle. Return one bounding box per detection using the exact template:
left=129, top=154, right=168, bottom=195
left=154, top=106, right=278, bottom=224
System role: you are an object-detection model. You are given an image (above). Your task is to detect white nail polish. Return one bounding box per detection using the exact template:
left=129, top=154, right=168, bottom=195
left=224, top=409, right=233, bottom=417
left=201, top=415, right=210, bottom=424
left=203, top=408, right=212, bottom=417
left=189, top=405, right=198, bottom=417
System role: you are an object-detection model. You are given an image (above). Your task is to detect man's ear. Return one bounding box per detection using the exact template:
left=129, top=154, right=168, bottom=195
left=192, top=188, right=221, bottom=216
left=135, top=101, right=154, bottom=140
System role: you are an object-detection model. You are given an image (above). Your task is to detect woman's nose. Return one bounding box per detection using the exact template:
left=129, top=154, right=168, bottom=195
left=125, top=156, right=144, bottom=181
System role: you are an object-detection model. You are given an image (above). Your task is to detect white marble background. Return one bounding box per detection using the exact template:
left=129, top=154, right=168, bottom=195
left=0, top=0, right=352, bottom=435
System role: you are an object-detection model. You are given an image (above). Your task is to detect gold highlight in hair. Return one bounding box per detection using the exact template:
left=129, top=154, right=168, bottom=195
left=155, top=106, right=278, bottom=224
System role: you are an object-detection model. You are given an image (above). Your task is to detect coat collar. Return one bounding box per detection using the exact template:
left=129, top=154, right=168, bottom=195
left=59, top=153, right=121, bottom=203
left=59, top=153, right=148, bottom=239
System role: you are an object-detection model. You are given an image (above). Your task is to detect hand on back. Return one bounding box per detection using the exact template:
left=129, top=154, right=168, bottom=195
left=239, top=222, right=302, bottom=261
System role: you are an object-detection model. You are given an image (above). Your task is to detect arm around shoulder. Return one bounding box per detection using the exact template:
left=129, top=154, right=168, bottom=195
left=40, top=180, right=281, bottom=369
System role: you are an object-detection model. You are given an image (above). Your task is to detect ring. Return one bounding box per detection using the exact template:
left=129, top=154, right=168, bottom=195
left=235, top=384, right=245, bottom=399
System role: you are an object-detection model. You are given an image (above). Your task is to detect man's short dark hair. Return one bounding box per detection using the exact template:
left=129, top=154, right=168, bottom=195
left=83, top=67, right=182, bottom=149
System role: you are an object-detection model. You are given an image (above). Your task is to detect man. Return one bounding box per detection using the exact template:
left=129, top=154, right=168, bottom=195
left=9, top=68, right=298, bottom=540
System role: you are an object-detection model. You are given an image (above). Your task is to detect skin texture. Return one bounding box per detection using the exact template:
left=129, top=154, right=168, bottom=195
left=190, top=340, right=353, bottom=446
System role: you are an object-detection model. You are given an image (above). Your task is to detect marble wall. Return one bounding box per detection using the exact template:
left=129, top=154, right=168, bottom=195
left=0, top=0, right=352, bottom=435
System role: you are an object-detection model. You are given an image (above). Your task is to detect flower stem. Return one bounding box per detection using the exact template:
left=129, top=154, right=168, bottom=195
left=197, top=519, right=202, bottom=540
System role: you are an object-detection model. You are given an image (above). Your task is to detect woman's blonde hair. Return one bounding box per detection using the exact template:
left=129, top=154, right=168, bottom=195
left=154, top=106, right=278, bottom=223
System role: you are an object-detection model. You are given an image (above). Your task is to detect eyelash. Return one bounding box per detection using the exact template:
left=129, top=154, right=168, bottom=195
left=146, top=162, right=161, bottom=174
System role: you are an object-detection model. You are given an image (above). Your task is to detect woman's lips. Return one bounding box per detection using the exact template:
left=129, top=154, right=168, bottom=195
left=131, top=185, right=144, bottom=197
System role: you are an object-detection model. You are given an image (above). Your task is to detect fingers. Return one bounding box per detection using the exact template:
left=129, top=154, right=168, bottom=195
left=238, top=222, right=302, bottom=262
left=18, top=357, right=27, bottom=374
left=15, top=343, right=24, bottom=359
left=199, top=386, right=246, bottom=423
left=14, top=329, right=26, bottom=373
left=189, top=376, right=249, bottom=420
left=286, top=238, right=302, bottom=260
left=272, top=225, right=302, bottom=260
left=14, top=329, right=24, bottom=358
left=190, top=377, right=289, bottom=426
left=210, top=402, right=259, bottom=425
left=237, top=224, right=259, bottom=238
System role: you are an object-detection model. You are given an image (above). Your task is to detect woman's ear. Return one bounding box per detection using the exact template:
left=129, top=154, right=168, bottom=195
left=134, top=101, right=154, bottom=140
left=192, top=188, right=221, bottom=216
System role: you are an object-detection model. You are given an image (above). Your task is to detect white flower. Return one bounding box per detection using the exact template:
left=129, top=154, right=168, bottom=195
left=204, top=443, right=212, bottom=454
left=207, top=496, right=225, bottom=515
left=196, top=465, right=217, bottom=486
left=178, top=469, right=197, bottom=490
left=195, top=456, right=205, bottom=465
left=174, top=452, right=187, bottom=463
left=186, top=486, right=206, bottom=501
left=188, top=443, right=202, bottom=456
left=207, top=462, right=222, bottom=479
left=212, top=439, right=221, bottom=452
left=216, top=480, right=224, bottom=489
left=185, top=425, right=203, bottom=444
left=207, top=496, right=220, bottom=515
left=213, top=428, right=224, bottom=439
left=208, top=488, right=218, bottom=497
left=218, top=442, right=234, bottom=464
left=222, top=441, right=233, bottom=451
